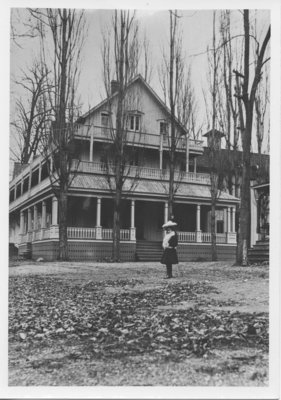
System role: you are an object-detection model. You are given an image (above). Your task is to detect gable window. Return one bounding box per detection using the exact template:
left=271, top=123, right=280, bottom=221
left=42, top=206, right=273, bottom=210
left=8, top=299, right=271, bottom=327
left=101, top=112, right=110, bottom=134
left=160, top=121, right=168, bottom=136
left=129, top=115, right=141, bottom=132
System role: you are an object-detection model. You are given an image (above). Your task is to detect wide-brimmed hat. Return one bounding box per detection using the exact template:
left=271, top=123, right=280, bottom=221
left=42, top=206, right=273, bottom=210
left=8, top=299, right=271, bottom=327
left=162, top=220, right=178, bottom=229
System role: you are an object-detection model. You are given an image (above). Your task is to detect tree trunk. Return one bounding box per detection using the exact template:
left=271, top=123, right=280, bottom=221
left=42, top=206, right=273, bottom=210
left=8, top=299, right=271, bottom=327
left=113, top=189, right=121, bottom=262
left=58, top=189, right=68, bottom=260
left=210, top=171, right=218, bottom=261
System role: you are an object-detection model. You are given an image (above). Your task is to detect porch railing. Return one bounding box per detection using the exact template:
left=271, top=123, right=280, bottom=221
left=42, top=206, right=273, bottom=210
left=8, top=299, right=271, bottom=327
left=74, top=124, right=204, bottom=153
left=75, top=160, right=211, bottom=185
left=19, top=228, right=236, bottom=244
left=178, top=231, right=196, bottom=242
left=67, top=227, right=97, bottom=239
left=102, top=228, right=130, bottom=241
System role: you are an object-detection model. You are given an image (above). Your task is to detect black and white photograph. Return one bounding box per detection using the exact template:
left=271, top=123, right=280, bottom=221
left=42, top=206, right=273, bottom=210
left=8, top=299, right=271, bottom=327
left=3, top=0, right=280, bottom=398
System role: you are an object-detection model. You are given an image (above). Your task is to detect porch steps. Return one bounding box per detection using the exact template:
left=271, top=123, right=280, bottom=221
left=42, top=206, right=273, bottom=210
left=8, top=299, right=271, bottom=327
left=248, top=240, right=269, bottom=264
left=136, top=240, right=163, bottom=261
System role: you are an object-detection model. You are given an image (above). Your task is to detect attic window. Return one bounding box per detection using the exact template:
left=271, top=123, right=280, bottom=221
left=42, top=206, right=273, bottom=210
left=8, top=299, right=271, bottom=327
left=129, top=115, right=141, bottom=132
left=160, top=121, right=168, bottom=136
left=101, top=112, right=109, bottom=127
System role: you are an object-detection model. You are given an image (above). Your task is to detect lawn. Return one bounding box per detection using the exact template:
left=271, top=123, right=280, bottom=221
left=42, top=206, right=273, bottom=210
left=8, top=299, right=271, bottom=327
left=8, top=260, right=269, bottom=386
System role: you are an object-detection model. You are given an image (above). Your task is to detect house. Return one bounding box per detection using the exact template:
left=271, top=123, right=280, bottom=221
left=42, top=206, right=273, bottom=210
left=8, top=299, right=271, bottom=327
left=9, top=75, right=240, bottom=261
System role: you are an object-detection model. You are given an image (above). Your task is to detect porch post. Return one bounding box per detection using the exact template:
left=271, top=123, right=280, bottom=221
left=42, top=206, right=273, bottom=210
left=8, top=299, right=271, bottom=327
left=27, top=208, right=32, bottom=233
left=51, top=196, right=58, bottom=225
left=33, top=205, right=38, bottom=241
left=89, top=131, right=94, bottom=162
left=223, top=208, right=227, bottom=233
left=21, top=178, right=23, bottom=196
left=34, top=205, right=38, bottom=231
left=164, top=202, right=168, bottom=224
left=38, top=162, right=42, bottom=183
left=50, top=196, right=59, bottom=239
left=40, top=200, right=47, bottom=240
left=96, top=197, right=102, bottom=239
left=232, top=206, right=236, bottom=233
left=42, top=201, right=47, bottom=229
left=194, top=158, right=197, bottom=173
left=227, top=207, right=231, bottom=232
left=20, top=210, right=25, bottom=235
left=196, top=204, right=202, bottom=242
left=28, top=166, right=32, bottom=191
left=159, top=134, right=163, bottom=169
left=185, top=135, right=189, bottom=173
left=130, top=200, right=136, bottom=241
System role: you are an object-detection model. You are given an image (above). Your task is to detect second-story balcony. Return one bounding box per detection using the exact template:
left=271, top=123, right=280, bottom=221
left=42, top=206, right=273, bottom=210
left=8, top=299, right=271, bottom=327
left=74, top=160, right=211, bottom=185
left=74, top=124, right=204, bottom=155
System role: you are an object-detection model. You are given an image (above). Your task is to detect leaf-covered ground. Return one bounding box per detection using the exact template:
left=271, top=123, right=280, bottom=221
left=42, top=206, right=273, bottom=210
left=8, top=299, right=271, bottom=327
left=8, top=261, right=269, bottom=386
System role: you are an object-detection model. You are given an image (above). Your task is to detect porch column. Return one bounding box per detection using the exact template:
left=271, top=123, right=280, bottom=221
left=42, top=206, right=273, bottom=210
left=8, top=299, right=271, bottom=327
left=89, top=132, right=94, bottom=162
left=34, top=205, right=38, bottom=231
left=96, top=197, right=102, bottom=239
left=20, top=211, right=25, bottom=235
left=159, top=134, right=163, bottom=169
left=51, top=196, right=58, bottom=225
left=130, top=200, right=136, bottom=241
left=27, top=208, right=32, bottom=232
left=194, top=158, right=197, bottom=173
left=185, top=135, right=189, bottom=172
left=196, top=204, right=202, bottom=242
left=232, top=206, right=236, bottom=233
left=21, top=178, right=24, bottom=196
left=164, top=202, right=168, bottom=224
left=227, top=207, right=231, bottom=232
left=223, top=208, right=228, bottom=233
left=28, top=167, right=32, bottom=191
left=38, top=162, right=42, bottom=183
left=42, top=200, right=47, bottom=229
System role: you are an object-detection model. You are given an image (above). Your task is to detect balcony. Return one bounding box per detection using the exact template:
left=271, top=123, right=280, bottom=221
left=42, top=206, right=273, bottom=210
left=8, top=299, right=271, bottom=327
left=75, top=160, right=211, bottom=185
left=74, top=124, right=204, bottom=154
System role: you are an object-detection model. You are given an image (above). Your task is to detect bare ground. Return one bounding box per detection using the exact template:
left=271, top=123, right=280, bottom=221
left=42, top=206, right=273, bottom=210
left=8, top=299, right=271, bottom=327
left=8, top=260, right=269, bottom=386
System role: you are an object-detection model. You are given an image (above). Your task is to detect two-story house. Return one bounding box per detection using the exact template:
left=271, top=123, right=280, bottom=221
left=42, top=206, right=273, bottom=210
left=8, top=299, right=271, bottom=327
left=9, top=75, right=239, bottom=261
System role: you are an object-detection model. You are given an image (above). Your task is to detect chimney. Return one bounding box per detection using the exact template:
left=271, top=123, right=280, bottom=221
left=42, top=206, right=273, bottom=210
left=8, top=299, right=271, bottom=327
left=111, top=80, right=120, bottom=95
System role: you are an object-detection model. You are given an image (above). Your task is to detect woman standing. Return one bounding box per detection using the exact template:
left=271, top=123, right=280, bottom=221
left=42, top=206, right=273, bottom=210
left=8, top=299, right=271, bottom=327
left=161, top=220, right=178, bottom=279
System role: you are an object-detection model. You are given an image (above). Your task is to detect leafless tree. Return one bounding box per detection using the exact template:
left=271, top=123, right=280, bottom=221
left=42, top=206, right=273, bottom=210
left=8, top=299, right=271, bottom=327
left=233, top=10, right=270, bottom=264
left=101, top=10, right=144, bottom=261
left=159, top=10, right=195, bottom=219
left=10, top=61, right=50, bottom=164
left=29, top=8, right=86, bottom=260
left=204, top=11, right=229, bottom=261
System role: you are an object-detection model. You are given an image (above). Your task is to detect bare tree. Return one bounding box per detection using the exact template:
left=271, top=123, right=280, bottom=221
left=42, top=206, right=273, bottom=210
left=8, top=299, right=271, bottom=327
left=101, top=10, right=143, bottom=261
left=234, top=10, right=270, bottom=264
left=10, top=61, right=50, bottom=164
left=29, top=8, right=86, bottom=260
left=159, top=10, right=193, bottom=219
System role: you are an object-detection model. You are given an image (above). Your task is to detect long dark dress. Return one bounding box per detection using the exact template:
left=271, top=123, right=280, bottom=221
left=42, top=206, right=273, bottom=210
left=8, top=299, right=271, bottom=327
left=161, top=233, right=178, bottom=265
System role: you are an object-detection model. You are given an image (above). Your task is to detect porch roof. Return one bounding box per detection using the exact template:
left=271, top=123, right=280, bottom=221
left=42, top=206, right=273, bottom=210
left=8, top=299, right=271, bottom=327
left=71, top=174, right=239, bottom=203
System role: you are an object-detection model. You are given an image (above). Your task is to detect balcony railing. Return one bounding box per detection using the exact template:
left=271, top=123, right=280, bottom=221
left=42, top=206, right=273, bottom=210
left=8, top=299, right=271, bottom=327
left=75, top=160, right=211, bottom=185
left=74, top=124, right=203, bottom=153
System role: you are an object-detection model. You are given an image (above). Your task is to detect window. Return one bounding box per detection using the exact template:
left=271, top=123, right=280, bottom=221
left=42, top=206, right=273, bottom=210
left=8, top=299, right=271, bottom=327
left=129, top=115, right=140, bottom=132
left=160, top=121, right=168, bottom=137
left=101, top=112, right=109, bottom=135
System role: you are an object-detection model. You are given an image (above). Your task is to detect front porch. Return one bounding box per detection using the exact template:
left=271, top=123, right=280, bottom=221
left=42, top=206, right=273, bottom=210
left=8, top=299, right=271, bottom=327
left=18, top=196, right=237, bottom=246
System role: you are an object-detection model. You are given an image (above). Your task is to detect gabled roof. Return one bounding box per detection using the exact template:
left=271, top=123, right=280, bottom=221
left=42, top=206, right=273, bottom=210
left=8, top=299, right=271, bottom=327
left=77, top=74, right=189, bottom=136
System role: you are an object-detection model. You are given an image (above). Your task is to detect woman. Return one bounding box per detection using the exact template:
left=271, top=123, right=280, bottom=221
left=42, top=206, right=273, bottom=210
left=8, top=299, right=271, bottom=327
left=161, top=220, right=178, bottom=279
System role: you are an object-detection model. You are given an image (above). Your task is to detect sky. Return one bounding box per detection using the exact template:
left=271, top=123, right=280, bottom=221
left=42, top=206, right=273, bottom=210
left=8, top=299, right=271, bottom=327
left=9, top=8, right=271, bottom=158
